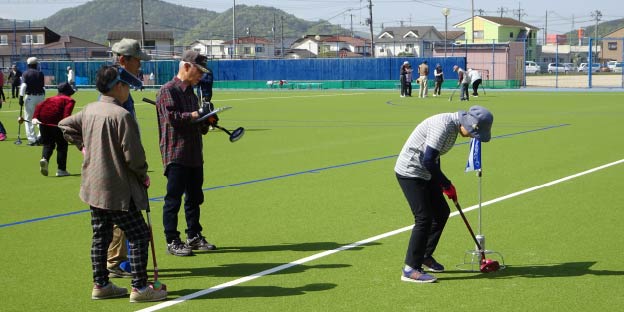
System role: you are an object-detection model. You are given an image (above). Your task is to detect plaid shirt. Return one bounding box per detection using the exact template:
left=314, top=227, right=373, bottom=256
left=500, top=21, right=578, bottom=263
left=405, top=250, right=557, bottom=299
left=156, top=76, right=208, bottom=169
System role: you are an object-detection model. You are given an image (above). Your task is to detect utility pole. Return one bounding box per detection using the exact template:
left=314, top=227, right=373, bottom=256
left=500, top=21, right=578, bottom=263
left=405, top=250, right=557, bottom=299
left=477, top=9, right=485, bottom=16
left=273, top=13, right=276, bottom=57
left=139, top=0, right=145, bottom=49
left=471, top=0, right=474, bottom=43
left=232, top=0, right=236, bottom=59
left=368, top=0, right=374, bottom=57
left=350, top=14, right=355, bottom=37
left=497, top=6, right=506, bottom=18
left=514, top=3, right=525, bottom=21
left=544, top=10, right=548, bottom=45
left=591, top=10, right=602, bottom=62
left=281, top=15, right=284, bottom=58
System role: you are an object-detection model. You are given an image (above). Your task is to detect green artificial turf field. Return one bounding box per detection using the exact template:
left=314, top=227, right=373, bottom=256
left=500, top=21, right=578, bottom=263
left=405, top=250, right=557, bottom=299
left=1, top=89, right=623, bottom=311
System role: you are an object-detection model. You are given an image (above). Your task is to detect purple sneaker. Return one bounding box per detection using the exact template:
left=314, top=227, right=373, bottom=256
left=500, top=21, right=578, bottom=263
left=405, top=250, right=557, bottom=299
left=401, top=267, right=437, bottom=283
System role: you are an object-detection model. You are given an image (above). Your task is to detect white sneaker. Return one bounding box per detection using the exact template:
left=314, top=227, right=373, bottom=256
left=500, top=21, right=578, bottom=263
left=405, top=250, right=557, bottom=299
left=39, top=158, right=48, bottom=176
left=56, top=169, right=71, bottom=177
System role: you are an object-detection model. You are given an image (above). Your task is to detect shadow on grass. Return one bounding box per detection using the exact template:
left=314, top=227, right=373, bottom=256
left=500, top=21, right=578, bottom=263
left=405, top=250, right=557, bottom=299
left=166, top=283, right=337, bottom=300
left=157, top=262, right=351, bottom=279
left=209, top=241, right=380, bottom=253
left=443, top=261, right=624, bottom=280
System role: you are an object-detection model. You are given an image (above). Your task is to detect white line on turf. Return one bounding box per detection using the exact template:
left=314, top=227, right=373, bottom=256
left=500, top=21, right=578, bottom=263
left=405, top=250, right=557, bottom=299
left=136, top=158, right=624, bottom=312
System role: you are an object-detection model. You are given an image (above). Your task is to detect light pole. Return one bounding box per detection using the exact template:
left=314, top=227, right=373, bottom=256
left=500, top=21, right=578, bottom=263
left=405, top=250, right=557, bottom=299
left=442, top=8, right=450, bottom=58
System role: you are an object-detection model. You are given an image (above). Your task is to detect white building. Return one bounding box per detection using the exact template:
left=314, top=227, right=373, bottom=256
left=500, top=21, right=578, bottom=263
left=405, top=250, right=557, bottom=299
left=189, top=40, right=226, bottom=59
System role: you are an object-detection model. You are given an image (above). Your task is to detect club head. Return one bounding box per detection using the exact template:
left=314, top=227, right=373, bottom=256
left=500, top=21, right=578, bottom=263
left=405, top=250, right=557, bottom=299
left=229, top=127, right=245, bottom=142
left=480, top=259, right=500, bottom=273
left=14, top=138, right=22, bottom=145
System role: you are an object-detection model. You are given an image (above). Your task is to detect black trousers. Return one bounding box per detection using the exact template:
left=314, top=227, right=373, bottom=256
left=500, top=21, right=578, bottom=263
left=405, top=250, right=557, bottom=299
left=396, top=174, right=450, bottom=269
left=0, top=86, right=5, bottom=101
left=12, top=84, right=20, bottom=98
left=39, top=125, right=68, bottom=171
left=472, top=79, right=482, bottom=95
left=162, top=163, right=204, bottom=243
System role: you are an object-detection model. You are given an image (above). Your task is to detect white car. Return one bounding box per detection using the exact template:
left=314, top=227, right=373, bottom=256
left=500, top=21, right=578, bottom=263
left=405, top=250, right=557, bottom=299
left=578, top=63, right=600, bottom=73
left=612, top=62, right=623, bottom=73
left=525, top=61, right=541, bottom=74
left=607, top=61, right=618, bottom=71
left=547, top=63, right=573, bottom=74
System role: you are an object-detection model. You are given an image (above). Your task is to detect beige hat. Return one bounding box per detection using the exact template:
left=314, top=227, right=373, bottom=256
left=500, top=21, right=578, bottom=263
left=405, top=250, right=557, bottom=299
left=27, top=57, right=38, bottom=65
left=112, top=38, right=151, bottom=60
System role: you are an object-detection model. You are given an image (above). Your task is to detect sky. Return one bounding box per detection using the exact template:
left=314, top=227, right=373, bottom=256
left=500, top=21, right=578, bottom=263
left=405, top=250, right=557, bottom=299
left=0, top=0, right=622, bottom=37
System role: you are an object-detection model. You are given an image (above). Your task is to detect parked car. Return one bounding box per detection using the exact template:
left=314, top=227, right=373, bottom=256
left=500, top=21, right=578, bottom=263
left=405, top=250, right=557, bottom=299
left=613, top=62, right=623, bottom=73
left=563, top=63, right=576, bottom=72
left=577, top=63, right=600, bottom=73
left=525, top=61, right=541, bottom=74
left=607, top=61, right=618, bottom=71
left=547, top=63, right=573, bottom=74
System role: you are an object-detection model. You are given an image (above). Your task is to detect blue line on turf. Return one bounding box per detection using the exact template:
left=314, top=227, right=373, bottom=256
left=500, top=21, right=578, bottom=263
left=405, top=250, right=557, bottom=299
left=0, top=123, right=570, bottom=228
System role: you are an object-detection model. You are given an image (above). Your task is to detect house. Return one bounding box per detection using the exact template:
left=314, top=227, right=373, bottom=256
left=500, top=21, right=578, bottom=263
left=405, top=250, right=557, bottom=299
left=453, top=16, right=539, bottom=61
left=318, top=35, right=370, bottom=57
left=107, top=30, right=174, bottom=58
left=375, top=26, right=444, bottom=57
left=290, top=35, right=332, bottom=57
left=0, top=26, right=61, bottom=67
left=223, top=36, right=272, bottom=58
left=602, top=26, right=624, bottom=62
left=540, top=44, right=599, bottom=64
left=32, top=35, right=108, bottom=60
left=188, top=39, right=226, bottom=59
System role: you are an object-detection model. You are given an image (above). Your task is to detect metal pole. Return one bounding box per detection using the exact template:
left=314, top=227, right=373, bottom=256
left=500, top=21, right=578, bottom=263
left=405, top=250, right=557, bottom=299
left=368, top=0, right=375, bottom=57
left=232, top=0, right=236, bottom=59
left=140, top=0, right=146, bottom=48
left=471, top=0, right=474, bottom=43
left=444, top=15, right=448, bottom=58
left=478, top=169, right=482, bottom=235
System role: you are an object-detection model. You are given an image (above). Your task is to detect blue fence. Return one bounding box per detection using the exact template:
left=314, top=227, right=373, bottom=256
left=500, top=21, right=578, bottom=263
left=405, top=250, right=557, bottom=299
left=12, top=57, right=466, bottom=87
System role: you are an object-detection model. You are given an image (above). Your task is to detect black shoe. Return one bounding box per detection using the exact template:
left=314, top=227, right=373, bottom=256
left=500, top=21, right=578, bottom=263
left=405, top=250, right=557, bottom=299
left=423, top=257, right=445, bottom=273
left=166, top=239, right=193, bottom=256
left=187, top=235, right=217, bottom=251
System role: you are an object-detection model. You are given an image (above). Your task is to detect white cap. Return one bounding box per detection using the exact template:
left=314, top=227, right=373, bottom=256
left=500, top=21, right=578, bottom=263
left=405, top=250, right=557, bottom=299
left=403, top=61, right=409, bottom=65
left=27, top=57, right=38, bottom=65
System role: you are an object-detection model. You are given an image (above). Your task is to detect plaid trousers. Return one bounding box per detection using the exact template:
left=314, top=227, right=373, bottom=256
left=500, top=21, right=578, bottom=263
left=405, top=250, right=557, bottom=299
left=90, top=203, right=150, bottom=288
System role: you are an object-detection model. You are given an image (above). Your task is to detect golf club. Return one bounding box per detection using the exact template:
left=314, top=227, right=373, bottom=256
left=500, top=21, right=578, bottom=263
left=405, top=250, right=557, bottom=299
left=144, top=189, right=164, bottom=291
left=213, top=124, right=245, bottom=143
left=452, top=200, right=500, bottom=273
left=15, top=103, right=23, bottom=145
left=142, top=97, right=243, bottom=142
left=481, top=83, right=487, bottom=96
left=448, top=85, right=460, bottom=101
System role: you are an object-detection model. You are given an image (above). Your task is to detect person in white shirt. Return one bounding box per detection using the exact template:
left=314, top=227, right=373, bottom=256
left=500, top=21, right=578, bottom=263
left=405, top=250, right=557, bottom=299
left=468, top=69, right=482, bottom=97
left=67, top=66, right=76, bottom=90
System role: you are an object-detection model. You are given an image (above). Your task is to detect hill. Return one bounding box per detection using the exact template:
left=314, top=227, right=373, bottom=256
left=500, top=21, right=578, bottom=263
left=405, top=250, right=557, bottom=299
left=33, top=0, right=352, bottom=46
left=564, top=18, right=624, bottom=45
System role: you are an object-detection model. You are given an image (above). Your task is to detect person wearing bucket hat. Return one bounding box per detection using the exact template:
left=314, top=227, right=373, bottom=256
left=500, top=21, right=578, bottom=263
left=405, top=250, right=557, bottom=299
left=394, top=105, right=493, bottom=283
left=32, top=82, right=76, bottom=177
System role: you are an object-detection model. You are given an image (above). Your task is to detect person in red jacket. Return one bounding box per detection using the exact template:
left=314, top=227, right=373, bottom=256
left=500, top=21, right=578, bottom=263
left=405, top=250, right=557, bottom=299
left=33, top=82, right=76, bottom=176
